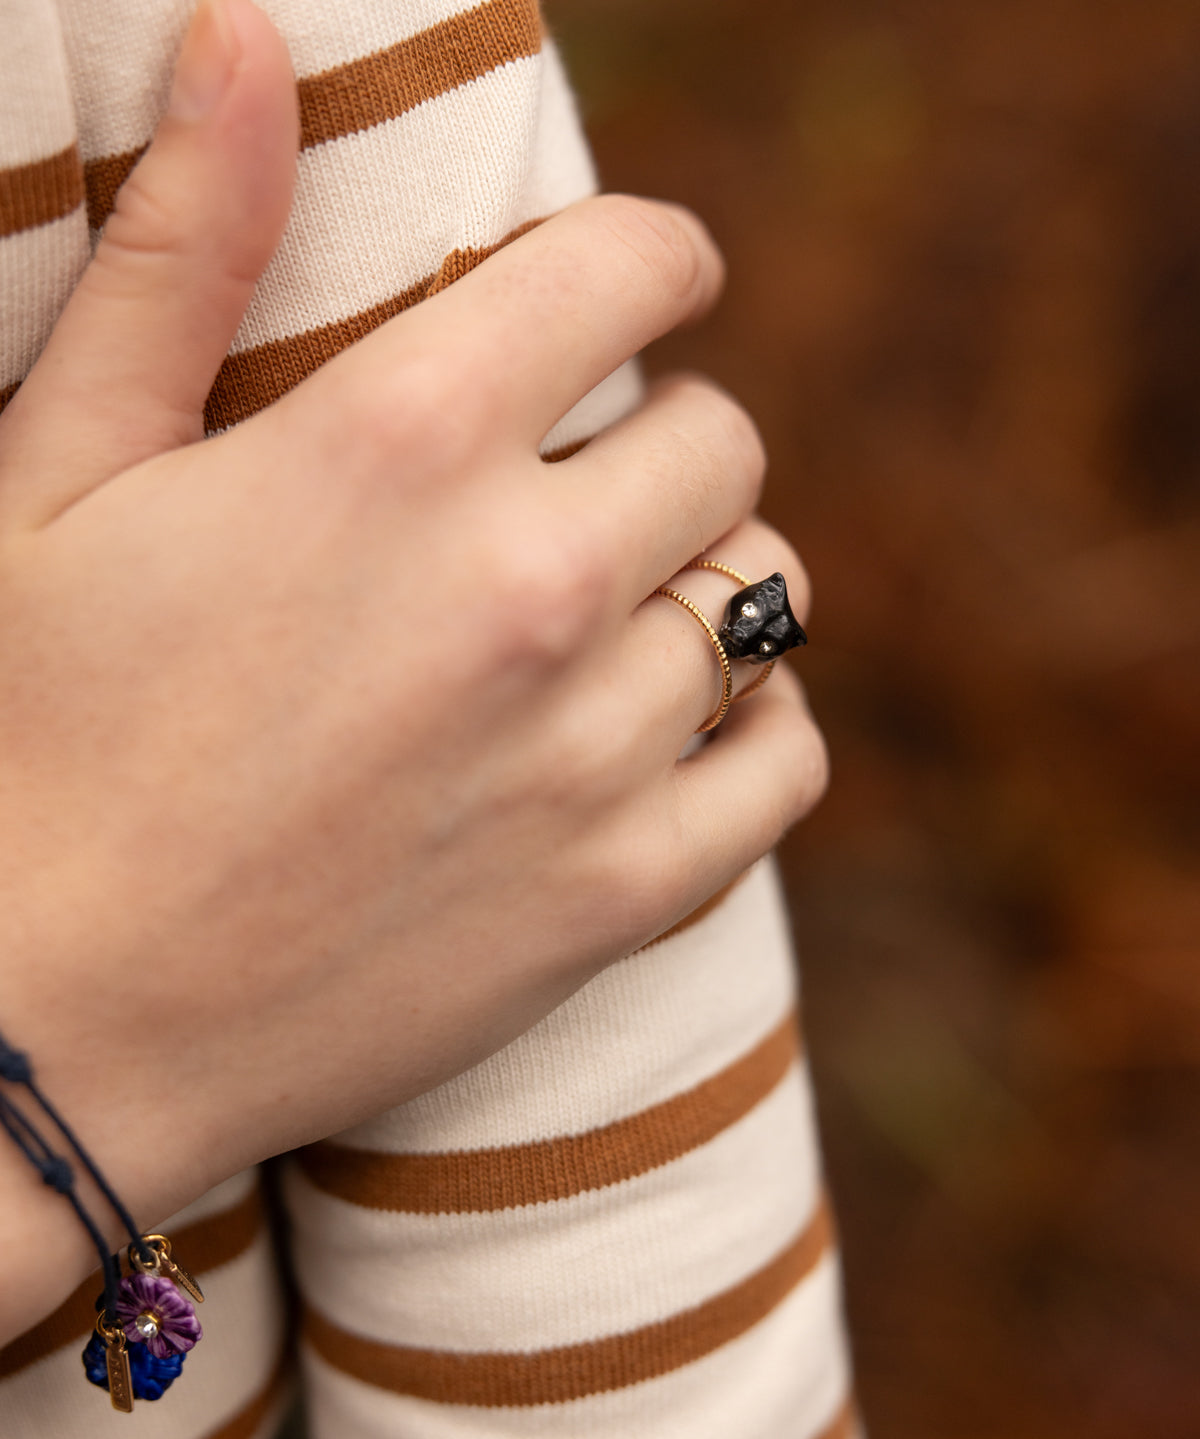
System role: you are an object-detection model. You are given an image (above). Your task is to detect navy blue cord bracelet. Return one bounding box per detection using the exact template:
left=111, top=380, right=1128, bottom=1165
left=0, top=1029, right=204, bottom=1411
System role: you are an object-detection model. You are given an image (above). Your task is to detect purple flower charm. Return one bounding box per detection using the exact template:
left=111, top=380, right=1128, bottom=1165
left=115, top=1273, right=202, bottom=1359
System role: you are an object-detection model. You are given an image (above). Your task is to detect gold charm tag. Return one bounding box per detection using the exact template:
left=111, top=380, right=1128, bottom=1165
left=98, top=1323, right=134, bottom=1413
left=131, top=1233, right=204, bottom=1303
left=159, top=1248, right=204, bottom=1304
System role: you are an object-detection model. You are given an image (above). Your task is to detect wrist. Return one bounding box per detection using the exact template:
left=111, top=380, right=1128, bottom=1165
left=0, top=1124, right=100, bottom=1347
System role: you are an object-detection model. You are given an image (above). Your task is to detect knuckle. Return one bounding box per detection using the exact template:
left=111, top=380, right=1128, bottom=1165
left=338, top=356, right=487, bottom=483
left=490, top=518, right=611, bottom=667
left=92, top=169, right=189, bottom=274
left=595, top=194, right=706, bottom=304
left=654, top=375, right=766, bottom=514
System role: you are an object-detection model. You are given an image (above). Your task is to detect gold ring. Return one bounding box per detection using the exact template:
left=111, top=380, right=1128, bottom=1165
left=682, top=559, right=778, bottom=703
left=654, top=587, right=733, bottom=732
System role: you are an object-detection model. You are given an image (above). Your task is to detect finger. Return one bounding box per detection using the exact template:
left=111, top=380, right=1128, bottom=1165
left=672, top=664, right=829, bottom=892
left=0, top=0, right=297, bottom=525
left=548, top=374, right=768, bottom=612
left=302, top=194, right=725, bottom=452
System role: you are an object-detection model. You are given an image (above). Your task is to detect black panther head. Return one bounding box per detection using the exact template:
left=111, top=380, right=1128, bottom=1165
left=718, top=572, right=807, bottom=664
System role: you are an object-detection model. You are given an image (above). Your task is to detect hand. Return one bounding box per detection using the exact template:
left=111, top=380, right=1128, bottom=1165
left=0, top=0, right=826, bottom=1338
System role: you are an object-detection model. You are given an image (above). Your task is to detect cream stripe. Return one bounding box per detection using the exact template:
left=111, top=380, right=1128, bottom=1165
left=1, top=0, right=78, bottom=170
left=1, top=1227, right=285, bottom=1438
left=521, top=38, right=598, bottom=216
left=0, top=208, right=88, bottom=392
left=297, top=1008, right=800, bottom=1213
left=303, top=1258, right=849, bottom=1435
left=286, top=1059, right=821, bottom=1350
left=58, top=0, right=188, bottom=164
left=230, top=53, right=545, bottom=355
left=302, top=1209, right=835, bottom=1408
left=270, top=0, right=491, bottom=79
left=203, top=1354, right=292, bottom=1439
left=334, top=859, right=797, bottom=1153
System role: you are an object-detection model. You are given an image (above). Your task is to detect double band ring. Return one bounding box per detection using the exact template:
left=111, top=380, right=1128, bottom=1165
left=654, top=561, right=807, bottom=733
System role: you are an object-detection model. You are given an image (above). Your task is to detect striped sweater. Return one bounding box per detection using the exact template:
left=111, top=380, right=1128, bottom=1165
left=0, top=3, right=857, bottom=1436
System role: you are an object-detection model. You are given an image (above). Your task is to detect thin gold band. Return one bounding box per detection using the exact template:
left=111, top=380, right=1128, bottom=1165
left=684, top=559, right=751, bottom=585
left=683, top=559, right=779, bottom=702
left=654, top=587, right=733, bottom=732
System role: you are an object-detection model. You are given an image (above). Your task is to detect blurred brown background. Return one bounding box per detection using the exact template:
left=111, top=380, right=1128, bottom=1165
left=548, top=1, right=1200, bottom=1434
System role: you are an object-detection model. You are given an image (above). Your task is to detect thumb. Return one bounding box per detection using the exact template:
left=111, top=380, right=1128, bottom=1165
left=0, top=0, right=297, bottom=524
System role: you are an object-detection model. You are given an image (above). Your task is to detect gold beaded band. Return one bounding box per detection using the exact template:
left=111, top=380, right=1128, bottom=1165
left=654, top=587, right=734, bottom=732
left=683, top=559, right=779, bottom=702
left=684, top=559, right=751, bottom=586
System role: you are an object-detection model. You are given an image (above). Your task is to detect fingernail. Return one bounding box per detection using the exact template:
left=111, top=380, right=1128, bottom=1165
left=168, top=0, right=241, bottom=122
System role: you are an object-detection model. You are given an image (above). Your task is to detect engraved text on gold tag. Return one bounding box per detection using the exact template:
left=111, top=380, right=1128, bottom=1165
left=162, top=1252, right=204, bottom=1304
left=106, top=1336, right=134, bottom=1413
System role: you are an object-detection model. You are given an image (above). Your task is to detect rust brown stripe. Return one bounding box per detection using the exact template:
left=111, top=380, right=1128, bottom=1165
left=299, top=0, right=541, bottom=150
left=0, top=1182, right=263, bottom=1380
left=202, top=1352, right=292, bottom=1439
left=204, top=217, right=543, bottom=431
left=303, top=1195, right=833, bottom=1405
left=297, top=1007, right=799, bottom=1214
left=0, top=144, right=84, bottom=239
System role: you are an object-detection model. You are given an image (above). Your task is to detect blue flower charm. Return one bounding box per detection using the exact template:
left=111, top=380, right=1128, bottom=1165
left=82, top=1331, right=186, bottom=1401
